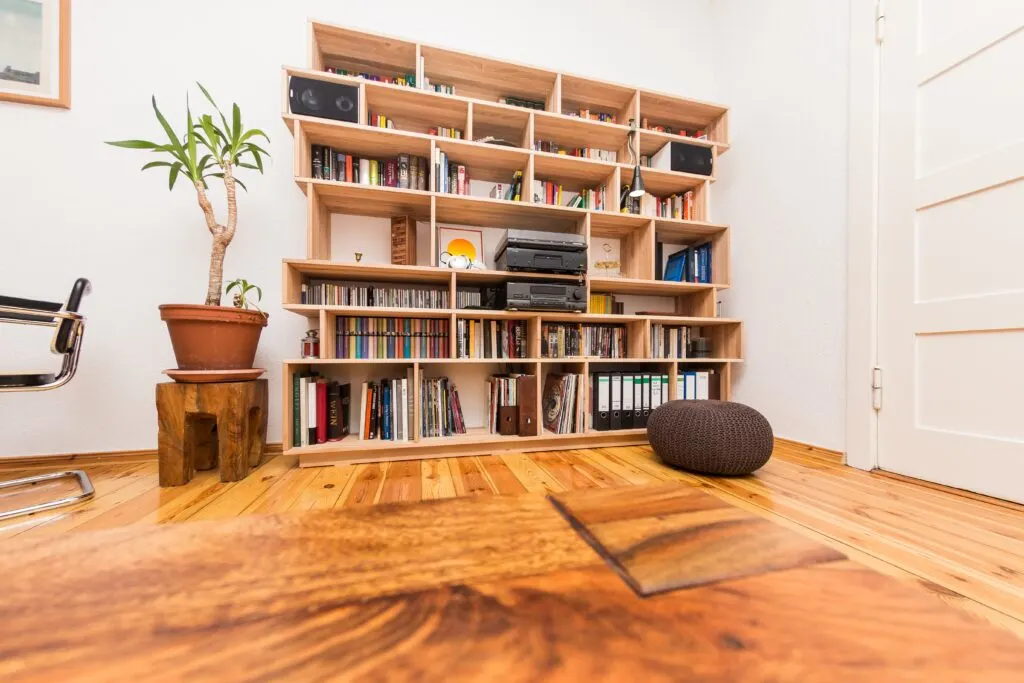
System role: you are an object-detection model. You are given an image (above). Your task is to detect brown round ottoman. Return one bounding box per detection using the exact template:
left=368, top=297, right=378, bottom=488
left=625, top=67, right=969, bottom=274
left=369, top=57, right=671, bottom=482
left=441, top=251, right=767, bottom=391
left=647, top=400, right=773, bottom=475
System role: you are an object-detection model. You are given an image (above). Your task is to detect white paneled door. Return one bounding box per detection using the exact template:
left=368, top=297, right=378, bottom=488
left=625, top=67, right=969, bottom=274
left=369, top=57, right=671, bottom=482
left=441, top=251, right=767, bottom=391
left=877, top=1, right=1024, bottom=501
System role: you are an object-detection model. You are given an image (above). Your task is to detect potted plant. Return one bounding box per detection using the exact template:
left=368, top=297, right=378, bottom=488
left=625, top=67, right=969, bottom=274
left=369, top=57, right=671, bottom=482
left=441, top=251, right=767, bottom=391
left=107, top=84, right=270, bottom=371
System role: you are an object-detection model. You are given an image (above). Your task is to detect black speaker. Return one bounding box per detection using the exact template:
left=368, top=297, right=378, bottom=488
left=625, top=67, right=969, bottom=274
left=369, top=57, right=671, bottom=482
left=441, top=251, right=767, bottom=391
left=651, top=141, right=714, bottom=176
left=288, top=76, right=359, bottom=123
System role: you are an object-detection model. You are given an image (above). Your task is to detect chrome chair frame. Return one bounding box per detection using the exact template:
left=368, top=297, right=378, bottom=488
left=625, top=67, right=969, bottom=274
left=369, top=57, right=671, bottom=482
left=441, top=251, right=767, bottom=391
left=1, top=280, right=93, bottom=520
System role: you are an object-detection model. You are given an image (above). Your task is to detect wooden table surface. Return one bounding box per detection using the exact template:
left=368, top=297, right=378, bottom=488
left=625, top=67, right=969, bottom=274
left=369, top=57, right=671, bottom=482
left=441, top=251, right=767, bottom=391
left=2, top=483, right=1022, bottom=682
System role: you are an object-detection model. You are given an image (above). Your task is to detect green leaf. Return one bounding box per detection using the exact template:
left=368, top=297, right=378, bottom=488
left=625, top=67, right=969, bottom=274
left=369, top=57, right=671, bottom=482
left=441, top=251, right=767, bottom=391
left=168, top=162, right=182, bottom=190
left=234, top=177, right=247, bottom=192
left=239, top=128, right=270, bottom=144
left=225, top=280, right=239, bottom=294
left=185, top=98, right=198, bottom=178
left=244, top=142, right=270, bottom=158
left=152, top=95, right=187, bottom=162
left=254, top=285, right=263, bottom=302
left=236, top=162, right=259, bottom=170
left=106, top=139, right=161, bottom=149
left=141, top=160, right=173, bottom=171
left=231, top=103, right=242, bottom=147
left=249, top=149, right=264, bottom=173
left=196, top=82, right=232, bottom=145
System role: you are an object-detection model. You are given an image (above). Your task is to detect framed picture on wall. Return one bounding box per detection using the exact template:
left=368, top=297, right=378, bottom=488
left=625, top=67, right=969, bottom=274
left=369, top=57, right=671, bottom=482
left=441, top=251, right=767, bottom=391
left=0, top=0, right=70, bottom=109
left=438, top=226, right=484, bottom=269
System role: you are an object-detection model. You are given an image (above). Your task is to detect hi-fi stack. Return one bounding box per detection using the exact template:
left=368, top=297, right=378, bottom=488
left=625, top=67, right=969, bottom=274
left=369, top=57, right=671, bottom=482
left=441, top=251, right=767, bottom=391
left=496, top=228, right=587, bottom=312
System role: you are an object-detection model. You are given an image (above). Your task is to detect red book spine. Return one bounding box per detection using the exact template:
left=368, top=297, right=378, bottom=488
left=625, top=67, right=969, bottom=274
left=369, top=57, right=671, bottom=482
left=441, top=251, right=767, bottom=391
left=457, top=165, right=466, bottom=195
left=316, top=381, right=328, bottom=444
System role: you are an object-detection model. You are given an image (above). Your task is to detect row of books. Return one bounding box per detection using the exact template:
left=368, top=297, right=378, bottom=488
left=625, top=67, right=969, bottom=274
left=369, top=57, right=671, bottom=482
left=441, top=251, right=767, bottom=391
left=301, top=280, right=448, bottom=308
left=487, top=374, right=537, bottom=435
left=421, top=377, right=467, bottom=437
left=662, top=243, right=713, bottom=284
left=292, top=375, right=350, bottom=447
left=651, top=325, right=700, bottom=359
left=542, top=372, right=586, bottom=434
left=428, top=126, right=463, bottom=139
left=499, top=95, right=545, bottom=110
left=310, top=146, right=429, bottom=190
left=455, top=288, right=482, bottom=309
left=641, top=191, right=696, bottom=220
left=423, top=79, right=455, bottom=95
left=358, top=374, right=416, bottom=441
left=456, top=319, right=528, bottom=359
left=370, top=113, right=395, bottom=129
left=324, top=67, right=415, bottom=88
left=433, top=149, right=471, bottom=195
left=591, top=370, right=713, bottom=430
left=335, top=317, right=450, bottom=359
left=588, top=294, right=624, bottom=315
left=564, top=109, right=617, bottom=124
left=641, top=118, right=707, bottom=139
left=532, top=181, right=605, bottom=210
left=533, top=140, right=616, bottom=162
left=541, top=323, right=627, bottom=359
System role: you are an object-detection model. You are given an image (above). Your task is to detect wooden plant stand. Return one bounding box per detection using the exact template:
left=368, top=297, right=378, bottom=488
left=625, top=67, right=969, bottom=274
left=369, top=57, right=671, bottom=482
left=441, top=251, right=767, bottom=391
left=155, top=380, right=268, bottom=487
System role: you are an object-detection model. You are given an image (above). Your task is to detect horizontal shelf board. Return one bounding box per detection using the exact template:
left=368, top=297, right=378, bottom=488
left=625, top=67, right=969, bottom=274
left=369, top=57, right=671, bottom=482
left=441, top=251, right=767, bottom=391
left=559, top=73, right=636, bottom=116
left=533, top=151, right=616, bottom=187
left=653, top=217, right=728, bottom=241
left=588, top=276, right=717, bottom=295
left=434, top=193, right=581, bottom=231
left=282, top=304, right=453, bottom=318
left=284, top=358, right=541, bottom=365
left=631, top=166, right=708, bottom=195
left=639, top=88, right=728, bottom=132
left=313, top=24, right=418, bottom=75
left=435, top=137, right=530, bottom=183
left=304, top=178, right=433, bottom=219
left=284, top=259, right=451, bottom=283
left=289, top=114, right=432, bottom=158
left=454, top=269, right=581, bottom=284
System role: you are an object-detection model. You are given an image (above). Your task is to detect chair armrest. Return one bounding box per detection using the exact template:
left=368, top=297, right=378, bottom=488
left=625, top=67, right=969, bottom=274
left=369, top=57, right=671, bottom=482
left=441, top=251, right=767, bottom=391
left=0, top=295, right=62, bottom=324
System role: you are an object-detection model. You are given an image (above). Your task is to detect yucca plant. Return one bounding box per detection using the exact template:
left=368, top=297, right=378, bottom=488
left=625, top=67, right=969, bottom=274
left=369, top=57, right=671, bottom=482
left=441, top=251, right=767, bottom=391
left=107, top=83, right=269, bottom=306
left=226, top=278, right=263, bottom=312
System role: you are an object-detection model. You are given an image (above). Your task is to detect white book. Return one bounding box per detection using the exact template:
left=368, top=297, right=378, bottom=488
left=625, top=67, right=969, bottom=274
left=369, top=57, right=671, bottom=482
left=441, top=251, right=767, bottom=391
left=685, top=372, right=698, bottom=400
left=391, top=380, right=398, bottom=441
left=696, top=371, right=710, bottom=400
left=306, top=379, right=317, bottom=445
left=358, top=381, right=368, bottom=440
left=358, top=158, right=370, bottom=185
left=299, top=376, right=309, bottom=447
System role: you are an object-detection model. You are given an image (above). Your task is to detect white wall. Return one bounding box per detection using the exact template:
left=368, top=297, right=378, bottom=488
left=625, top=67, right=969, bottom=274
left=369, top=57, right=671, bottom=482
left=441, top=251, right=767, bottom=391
left=710, top=0, right=850, bottom=451
left=0, top=0, right=721, bottom=457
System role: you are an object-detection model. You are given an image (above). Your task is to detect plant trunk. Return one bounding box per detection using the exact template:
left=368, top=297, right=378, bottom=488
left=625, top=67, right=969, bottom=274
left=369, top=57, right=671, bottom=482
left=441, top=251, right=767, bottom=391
left=205, top=238, right=228, bottom=306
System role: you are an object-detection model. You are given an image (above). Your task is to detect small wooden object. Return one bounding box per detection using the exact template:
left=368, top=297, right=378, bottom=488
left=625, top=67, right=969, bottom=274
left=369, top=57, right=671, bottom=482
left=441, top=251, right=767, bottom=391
left=390, top=215, right=416, bottom=265
left=156, top=380, right=268, bottom=487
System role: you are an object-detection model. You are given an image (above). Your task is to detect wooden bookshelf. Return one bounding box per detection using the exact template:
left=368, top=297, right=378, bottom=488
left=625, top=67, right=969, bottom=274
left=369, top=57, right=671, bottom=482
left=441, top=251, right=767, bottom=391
left=281, top=21, right=740, bottom=467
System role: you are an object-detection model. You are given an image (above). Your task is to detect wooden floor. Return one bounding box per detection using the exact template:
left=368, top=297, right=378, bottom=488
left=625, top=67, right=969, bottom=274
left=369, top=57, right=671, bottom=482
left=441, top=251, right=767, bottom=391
left=3, top=439, right=1024, bottom=639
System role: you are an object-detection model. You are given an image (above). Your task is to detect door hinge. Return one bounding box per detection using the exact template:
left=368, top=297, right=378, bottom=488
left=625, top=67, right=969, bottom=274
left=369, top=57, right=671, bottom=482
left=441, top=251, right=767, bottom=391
left=875, top=0, right=886, bottom=44
left=871, top=367, right=883, bottom=411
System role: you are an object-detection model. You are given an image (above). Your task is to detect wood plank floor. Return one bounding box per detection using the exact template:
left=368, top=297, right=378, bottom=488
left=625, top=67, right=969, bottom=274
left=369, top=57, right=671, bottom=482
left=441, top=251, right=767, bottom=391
left=3, top=440, right=1024, bottom=639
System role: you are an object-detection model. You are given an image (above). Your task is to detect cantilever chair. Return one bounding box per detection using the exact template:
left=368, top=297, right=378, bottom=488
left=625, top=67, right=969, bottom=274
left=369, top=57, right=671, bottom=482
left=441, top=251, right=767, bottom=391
left=0, top=278, right=95, bottom=520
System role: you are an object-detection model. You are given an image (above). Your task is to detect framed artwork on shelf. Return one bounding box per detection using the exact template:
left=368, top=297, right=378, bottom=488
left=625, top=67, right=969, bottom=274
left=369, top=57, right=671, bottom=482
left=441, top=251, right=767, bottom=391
left=438, top=226, right=484, bottom=269
left=590, top=238, right=621, bottom=277
left=0, top=0, right=70, bottom=109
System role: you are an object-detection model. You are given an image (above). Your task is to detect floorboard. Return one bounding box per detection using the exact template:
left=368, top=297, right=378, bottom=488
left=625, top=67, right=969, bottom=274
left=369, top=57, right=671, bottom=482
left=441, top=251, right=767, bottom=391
left=2, top=439, right=1023, bottom=638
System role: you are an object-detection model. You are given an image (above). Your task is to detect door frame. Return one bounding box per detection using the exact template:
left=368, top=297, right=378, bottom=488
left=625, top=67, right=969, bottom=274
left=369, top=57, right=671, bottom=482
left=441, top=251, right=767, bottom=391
left=845, top=0, right=882, bottom=471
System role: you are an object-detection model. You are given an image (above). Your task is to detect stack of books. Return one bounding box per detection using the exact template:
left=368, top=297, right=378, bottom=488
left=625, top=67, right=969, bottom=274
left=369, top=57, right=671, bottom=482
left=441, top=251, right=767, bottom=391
left=532, top=181, right=605, bottom=209
left=541, top=323, right=627, bottom=358
left=588, top=294, right=624, bottom=315
left=487, top=374, right=536, bottom=435
left=428, top=126, right=463, bottom=139
left=641, top=191, right=695, bottom=220
left=640, top=118, right=707, bottom=139
left=456, top=319, right=527, bottom=359
left=370, top=113, right=394, bottom=128
left=302, top=280, right=448, bottom=308
left=292, top=375, right=351, bottom=447
left=651, top=324, right=697, bottom=359
left=661, top=243, right=713, bottom=284
left=335, top=317, right=450, bottom=359
left=324, top=68, right=416, bottom=88
left=533, top=140, right=616, bottom=162
left=420, top=377, right=466, bottom=437
left=422, top=78, right=454, bottom=94
left=542, top=373, right=585, bottom=434
left=357, top=373, right=415, bottom=441
left=310, top=146, right=428, bottom=190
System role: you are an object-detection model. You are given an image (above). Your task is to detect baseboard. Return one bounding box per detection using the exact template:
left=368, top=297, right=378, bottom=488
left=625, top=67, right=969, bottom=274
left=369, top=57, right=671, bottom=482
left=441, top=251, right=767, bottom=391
left=0, top=443, right=284, bottom=470
left=773, top=437, right=844, bottom=464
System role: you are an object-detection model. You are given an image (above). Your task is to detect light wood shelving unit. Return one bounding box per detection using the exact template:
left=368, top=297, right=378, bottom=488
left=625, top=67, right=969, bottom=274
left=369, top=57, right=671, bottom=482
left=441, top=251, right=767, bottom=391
left=282, top=21, right=742, bottom=467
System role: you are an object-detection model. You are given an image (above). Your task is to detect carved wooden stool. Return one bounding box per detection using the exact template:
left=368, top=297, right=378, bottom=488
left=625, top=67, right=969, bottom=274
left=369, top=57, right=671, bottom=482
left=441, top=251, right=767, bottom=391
left=156, top=380, right=268, bottom=487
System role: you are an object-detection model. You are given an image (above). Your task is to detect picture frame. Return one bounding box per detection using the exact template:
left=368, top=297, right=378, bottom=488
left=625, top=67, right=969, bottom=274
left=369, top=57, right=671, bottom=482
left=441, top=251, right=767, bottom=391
left=437, top=226, right=484, bottom=269
left=0, top=0, right=71, bottom=109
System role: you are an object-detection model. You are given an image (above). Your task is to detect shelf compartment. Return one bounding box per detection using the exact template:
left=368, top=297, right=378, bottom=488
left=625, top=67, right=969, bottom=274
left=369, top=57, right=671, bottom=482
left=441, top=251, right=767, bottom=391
left=638, top=128, right=721, bottom=157
left=559, top=74, right=637, bottom=125
left=434, top=138, right=530, bottom=186
left=638, top=89, right=728, bottom=143
left=471, top=101, right=531, bottom=147
left=533, top=110, right=629, bottom=157
left=590, top=213, right=655, bottom=280
left=532, top=152, right=616, bottom=188
left=420, top=45, right=557, bottom=109
left=292, top=115, right=433, bottom=160
left=365, top=84, right=469, bottom=137
left=655, top=221, right=730, bottom=288
left=631, top=166, right=708, bottom=196
left=312, top=23, right=418, bottom=78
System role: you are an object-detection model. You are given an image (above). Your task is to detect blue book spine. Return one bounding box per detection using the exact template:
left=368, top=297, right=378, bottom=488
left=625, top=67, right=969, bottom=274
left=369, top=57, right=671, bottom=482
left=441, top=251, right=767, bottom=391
left=381, top=381, right=392, bottom=440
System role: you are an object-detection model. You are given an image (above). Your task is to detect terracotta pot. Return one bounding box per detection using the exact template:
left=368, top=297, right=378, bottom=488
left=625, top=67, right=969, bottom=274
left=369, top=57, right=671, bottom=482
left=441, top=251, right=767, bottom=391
left=159, top=304, right=268, bottom=371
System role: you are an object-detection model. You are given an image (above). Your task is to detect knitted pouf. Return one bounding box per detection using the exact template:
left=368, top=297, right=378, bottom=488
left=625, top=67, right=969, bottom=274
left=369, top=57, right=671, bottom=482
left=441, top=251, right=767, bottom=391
left=647, top=400, right=773, bottom=475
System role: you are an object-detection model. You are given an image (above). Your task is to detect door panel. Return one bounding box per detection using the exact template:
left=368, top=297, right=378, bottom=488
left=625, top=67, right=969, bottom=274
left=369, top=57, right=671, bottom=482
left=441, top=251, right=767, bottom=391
left=877, top=1, right=1024, bottom=502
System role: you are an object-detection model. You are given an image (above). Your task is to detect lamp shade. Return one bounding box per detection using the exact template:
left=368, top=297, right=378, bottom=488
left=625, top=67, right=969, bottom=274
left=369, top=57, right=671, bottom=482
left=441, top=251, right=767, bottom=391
left=628, top=165, right=645, bottom=198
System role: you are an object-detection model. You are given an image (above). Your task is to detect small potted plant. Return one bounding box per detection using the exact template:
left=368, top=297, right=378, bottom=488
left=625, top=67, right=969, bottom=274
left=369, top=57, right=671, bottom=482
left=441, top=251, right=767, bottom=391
left=107, top=84, right=270, bottom=371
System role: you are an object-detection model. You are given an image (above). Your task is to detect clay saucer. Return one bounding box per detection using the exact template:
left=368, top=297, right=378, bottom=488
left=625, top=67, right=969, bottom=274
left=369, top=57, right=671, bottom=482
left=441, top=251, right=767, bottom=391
left=163, top=368, right=266, bottom=383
